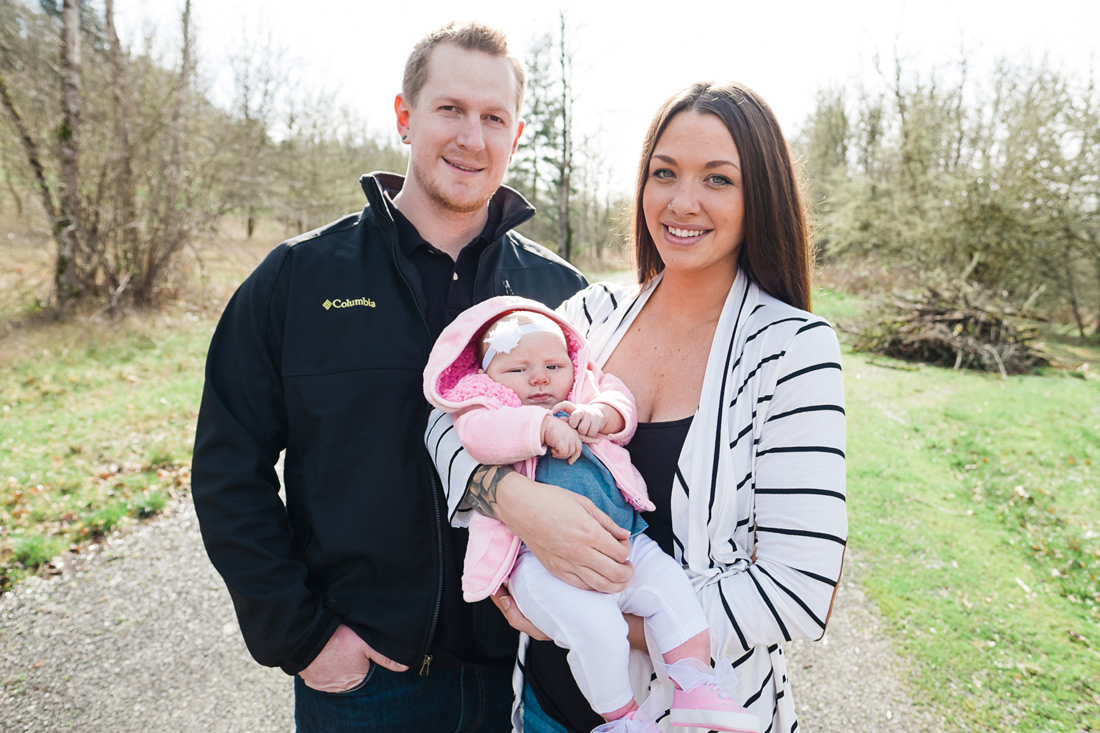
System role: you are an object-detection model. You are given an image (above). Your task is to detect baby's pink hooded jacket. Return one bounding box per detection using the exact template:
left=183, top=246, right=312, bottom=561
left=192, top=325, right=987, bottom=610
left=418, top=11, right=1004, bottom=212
left=423, top=296, right=653, bottom=602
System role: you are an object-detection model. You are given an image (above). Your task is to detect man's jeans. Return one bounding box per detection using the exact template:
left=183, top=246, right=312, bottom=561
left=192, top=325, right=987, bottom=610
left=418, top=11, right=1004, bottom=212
left=294, top=663, right=513, bottom=732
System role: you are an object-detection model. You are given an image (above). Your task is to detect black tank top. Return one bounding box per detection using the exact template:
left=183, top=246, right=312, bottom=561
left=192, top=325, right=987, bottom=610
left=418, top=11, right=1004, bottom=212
left=523, top=416, right=693, bottom=731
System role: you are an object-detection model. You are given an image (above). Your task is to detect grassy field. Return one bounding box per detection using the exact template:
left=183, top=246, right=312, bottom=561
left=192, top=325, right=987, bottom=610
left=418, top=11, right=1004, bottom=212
left=815, top=289, right=1100, bottom=731
left=0, top=214, right=265, bottom=587
left=1, top=227, right=1098, bottom=730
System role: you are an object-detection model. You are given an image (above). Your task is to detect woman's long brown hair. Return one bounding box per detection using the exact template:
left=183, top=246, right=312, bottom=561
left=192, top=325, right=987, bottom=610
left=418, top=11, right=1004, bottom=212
left=631, top=82, right=813, bottom=311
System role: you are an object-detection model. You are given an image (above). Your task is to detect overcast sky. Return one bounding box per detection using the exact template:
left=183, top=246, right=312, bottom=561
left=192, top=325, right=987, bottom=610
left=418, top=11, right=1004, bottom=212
left=113, top=0, right=1099, bottom=192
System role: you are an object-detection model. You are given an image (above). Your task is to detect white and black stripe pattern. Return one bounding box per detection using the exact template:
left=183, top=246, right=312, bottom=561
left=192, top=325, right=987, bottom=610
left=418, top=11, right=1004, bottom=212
left=560, top=271, right=846, bottom=733
left=427, top=402, right=481, bottom=530
left=426, top=271, right=846, bottom=732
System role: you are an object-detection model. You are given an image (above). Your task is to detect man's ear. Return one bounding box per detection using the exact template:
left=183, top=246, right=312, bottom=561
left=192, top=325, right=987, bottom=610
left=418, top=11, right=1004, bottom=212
left=510, top=119, right=525, bottom=155
left=395, top=94, right=411, bottom=142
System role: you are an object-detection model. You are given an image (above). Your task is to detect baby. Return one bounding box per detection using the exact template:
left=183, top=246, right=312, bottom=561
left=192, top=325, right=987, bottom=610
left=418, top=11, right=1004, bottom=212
left=424, top=296, right=758, bottom=733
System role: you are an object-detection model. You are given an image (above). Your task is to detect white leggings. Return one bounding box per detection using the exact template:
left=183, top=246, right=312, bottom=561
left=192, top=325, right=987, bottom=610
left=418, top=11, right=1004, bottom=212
left=509, top=533, right=709, bottom=715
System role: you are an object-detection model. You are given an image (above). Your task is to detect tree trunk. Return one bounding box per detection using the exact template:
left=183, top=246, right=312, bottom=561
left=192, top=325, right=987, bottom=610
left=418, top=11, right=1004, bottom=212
left=138, top=0, right=191, bottom=304
left=1095, top=252, right=1100, bottom=339
left=0, top=70, right=57, bottom=225
left=105, top=0, right=137, bottom=293
left=1061, top=228, right=1086, bottom=339
left=56, top=0, right=84, bottom=303
left=556, top=12, right=572, bottom=262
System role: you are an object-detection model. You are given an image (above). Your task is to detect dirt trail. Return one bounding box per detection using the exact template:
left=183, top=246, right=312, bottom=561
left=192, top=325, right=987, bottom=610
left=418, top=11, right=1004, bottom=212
left=0, top=498, right=943, bottom=732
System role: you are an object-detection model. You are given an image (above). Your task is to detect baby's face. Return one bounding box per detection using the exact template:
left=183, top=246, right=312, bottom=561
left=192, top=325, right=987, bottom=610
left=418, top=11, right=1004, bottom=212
left=483, top=331, right=574, bottom=407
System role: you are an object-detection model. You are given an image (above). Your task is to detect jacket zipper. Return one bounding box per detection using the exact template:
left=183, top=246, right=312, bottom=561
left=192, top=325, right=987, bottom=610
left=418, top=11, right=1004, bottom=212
left=386, top=219, right=442, bottom=677
left=471, top=202, right=535, bottom=298
left=374, top=181, right=536, bottom=676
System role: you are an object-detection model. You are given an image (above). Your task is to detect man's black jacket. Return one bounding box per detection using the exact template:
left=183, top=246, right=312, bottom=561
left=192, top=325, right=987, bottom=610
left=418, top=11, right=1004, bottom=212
left=192, top=172, right=587, bottom=675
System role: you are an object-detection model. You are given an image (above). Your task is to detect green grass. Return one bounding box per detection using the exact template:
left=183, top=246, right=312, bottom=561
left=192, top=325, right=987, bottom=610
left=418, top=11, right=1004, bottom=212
left=812, top=285, right=868, bottom=327
left=0, top=310, right=211, bottom=589
left=818, top=280, right=1100, bottom=731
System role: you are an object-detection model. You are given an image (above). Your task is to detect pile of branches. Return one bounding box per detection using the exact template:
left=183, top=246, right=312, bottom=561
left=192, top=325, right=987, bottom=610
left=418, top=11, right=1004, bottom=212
left=853, top=283, right=1052, bottom=376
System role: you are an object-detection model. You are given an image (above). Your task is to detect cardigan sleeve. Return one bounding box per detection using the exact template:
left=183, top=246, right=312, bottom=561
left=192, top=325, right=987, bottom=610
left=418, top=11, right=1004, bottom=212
left=697, top=320, right=847, bottom=654
left=425, top=408, right=481, bottom=524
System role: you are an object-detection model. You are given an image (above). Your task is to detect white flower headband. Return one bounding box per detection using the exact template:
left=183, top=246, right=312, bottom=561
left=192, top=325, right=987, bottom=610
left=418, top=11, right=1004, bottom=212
left=481, top=317, right=565, bottom=371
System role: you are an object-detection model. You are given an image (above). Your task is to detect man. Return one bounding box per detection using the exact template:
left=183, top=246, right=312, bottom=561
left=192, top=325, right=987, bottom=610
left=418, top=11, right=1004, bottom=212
left=192, top=22, right=589, bottom=731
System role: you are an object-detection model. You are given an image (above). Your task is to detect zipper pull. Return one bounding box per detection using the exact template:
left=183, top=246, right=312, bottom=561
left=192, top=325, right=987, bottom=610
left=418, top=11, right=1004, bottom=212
left=419, top=654, right=433, bottom=677
left=503, top=279, right=514, bottom=295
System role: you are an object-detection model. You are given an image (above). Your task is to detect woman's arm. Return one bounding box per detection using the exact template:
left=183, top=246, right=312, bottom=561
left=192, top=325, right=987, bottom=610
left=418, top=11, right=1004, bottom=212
left=697, top=321, right=847, bottom=654
left=426, top=408, right=634, bottom=592
left=425, top=408, right=484, bottom=524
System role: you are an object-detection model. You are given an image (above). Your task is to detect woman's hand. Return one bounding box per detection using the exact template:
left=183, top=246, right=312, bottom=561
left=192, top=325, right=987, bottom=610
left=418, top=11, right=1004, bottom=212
left=490, top=585, right=551, bottom=641
left=494, top=472, right=634, bottom=592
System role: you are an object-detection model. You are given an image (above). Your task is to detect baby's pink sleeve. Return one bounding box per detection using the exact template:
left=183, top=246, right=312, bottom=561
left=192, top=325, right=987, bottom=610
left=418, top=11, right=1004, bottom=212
left=455, top=405, right=550, bottom=464
left=588, top=370, right=637, bottom=445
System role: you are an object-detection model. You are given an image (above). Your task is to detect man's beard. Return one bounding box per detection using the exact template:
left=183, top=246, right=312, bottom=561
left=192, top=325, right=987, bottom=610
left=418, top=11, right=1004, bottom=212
left=413, top=158, right=492, bottom=215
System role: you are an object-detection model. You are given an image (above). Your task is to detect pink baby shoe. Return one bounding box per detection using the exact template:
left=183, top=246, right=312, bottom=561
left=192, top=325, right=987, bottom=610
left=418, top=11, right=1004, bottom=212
left=667, top=658, right=759, bottom=732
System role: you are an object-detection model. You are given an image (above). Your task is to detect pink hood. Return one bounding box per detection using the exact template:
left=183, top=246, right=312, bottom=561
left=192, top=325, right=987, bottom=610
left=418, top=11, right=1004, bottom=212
left=424, top=296, right=591, bottom=413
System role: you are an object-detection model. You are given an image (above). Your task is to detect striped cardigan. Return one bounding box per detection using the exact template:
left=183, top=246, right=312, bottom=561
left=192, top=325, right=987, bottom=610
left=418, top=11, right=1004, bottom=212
left=428, top=270, right=847, bottom=732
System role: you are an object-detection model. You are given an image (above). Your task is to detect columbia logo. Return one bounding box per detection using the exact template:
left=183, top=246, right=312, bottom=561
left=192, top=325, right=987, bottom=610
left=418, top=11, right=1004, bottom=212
left=323, top=297, right=376, bottom=310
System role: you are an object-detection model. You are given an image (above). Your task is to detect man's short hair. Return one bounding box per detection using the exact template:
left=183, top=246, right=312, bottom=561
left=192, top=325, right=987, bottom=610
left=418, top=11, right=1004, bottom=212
left=403, top=22, right=527, bottom=115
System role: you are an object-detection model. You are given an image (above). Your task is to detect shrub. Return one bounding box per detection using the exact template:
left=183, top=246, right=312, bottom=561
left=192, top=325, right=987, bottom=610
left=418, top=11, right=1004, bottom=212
left=854, top=282, right=1052, bottom=375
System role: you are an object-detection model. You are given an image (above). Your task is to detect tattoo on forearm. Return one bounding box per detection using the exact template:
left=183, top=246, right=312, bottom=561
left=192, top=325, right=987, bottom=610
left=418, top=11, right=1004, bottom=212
left=468, top=465, right=515, bottom=519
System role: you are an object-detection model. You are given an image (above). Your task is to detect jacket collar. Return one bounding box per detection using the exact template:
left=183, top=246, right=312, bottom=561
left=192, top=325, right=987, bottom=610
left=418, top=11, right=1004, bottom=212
left=359, top=171, right=535, bottom=241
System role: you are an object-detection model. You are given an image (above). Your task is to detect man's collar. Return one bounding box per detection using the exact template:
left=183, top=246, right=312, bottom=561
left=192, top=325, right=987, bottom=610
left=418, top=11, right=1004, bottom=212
left=387, top=191, right=503, bottom=257
left=360, top=172, right=534, bottom=240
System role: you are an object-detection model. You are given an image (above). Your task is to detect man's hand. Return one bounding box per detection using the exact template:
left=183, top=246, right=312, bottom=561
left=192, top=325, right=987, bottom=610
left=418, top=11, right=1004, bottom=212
left=494, top=472, right=633, bottom=592
left=541, top=413, right=583, bottom=464
left=490, top=584, right=551, bottom=641
left=298, top=624, right=409, bottom=692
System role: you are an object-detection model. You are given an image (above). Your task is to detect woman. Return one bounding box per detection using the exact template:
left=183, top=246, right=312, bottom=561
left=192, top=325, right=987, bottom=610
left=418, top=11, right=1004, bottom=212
left=429, top=81, right=847, bottom=732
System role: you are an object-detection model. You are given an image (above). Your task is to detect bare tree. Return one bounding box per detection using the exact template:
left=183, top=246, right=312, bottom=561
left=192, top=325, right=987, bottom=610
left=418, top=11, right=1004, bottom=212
left=508, top=14, right=599, bottom=263
left=129, top=0, right=193, bottom=304
left=104, top=0, right=136, bottom=300
left=0, top=69, right=56, bottom=233
left=555, top=11, right=573, bottom=262
left=0, top=1, right=414, bottom=310
left=227, top=24, right=284, bottom=237
left=800, top=54, right=1100, bottom=334
left=55, top=0, right=84, bottom=302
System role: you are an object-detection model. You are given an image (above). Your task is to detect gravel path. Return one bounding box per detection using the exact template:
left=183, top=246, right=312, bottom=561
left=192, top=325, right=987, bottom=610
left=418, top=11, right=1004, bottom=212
left=0, top=498, right=944, bottom=732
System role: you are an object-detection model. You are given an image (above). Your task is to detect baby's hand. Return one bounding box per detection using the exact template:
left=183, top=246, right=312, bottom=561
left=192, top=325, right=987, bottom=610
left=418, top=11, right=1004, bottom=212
left=552, top=401, right=607, bottom=439
left=541, top=413, right=583, bottom=464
